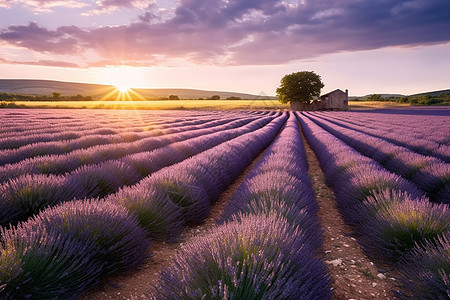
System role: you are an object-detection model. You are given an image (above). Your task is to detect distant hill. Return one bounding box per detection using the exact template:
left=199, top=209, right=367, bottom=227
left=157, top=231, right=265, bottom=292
left=350, top=89, right=450, bottom=99
left=0, top=79, right=276, bottom=100
left=349, top=93, right=405, bottom=100
left=409, top=89, right=450, bottom=97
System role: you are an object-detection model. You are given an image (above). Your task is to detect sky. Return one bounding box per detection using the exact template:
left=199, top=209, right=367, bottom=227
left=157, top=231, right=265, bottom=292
left=0, top=0, right=450, bottom=96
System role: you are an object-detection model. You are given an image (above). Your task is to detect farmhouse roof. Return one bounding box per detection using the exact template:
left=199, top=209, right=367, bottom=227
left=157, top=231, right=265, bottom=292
left=321, top=89, right=346, bottom=97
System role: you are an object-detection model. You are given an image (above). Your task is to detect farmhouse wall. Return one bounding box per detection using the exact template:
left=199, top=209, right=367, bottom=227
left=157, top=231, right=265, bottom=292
left=290, top=89, right=348, bottom=111
left=321, top=89, right=348, bottom=110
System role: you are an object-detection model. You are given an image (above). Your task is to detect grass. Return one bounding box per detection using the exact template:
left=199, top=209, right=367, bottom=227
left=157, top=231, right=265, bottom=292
left=1, top=100, right=410, bottom=110
left=348, top=101, right=410, bottom=109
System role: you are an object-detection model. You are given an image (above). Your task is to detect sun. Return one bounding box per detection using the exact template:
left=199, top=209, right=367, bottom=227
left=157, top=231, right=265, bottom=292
left=115, top=84, right=131, bottom=93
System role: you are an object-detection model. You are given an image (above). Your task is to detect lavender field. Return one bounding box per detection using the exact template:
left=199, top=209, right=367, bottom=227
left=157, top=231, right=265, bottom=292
left=0, top=108, right=449, bottom=299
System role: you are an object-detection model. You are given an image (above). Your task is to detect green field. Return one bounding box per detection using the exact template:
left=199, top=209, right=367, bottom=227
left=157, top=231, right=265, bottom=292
left=1, top=100, right=411, bottom=110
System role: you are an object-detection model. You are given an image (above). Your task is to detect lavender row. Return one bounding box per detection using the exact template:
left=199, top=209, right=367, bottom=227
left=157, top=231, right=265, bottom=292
left=0, top=114, right=266, bottom=183
left=0, top=114, right=251, bottom=166
left=0, top=110, right=261, bottom=144
left=0, top=116, right=188, bottom=150
left=0, top=110, right=248, bottom=150
left=0, top=109, right=226, bottom=138
left=0, top=114, right=277, bottom=227
left=0, top=114, right=286, bottom=298
left=0, top=198, right=150, bottom=299
left=151, top=215, right=330, bottom=299
left=106, top=113, right=287, bottom=240
left=314, top=111, right=450, bottom=162
left=298, top=113, right=449, bottom=299
left=316, top=110, right=449, bottom=146
left=0, top=109, right=270, bottom=138
left=150, top=113, right=331, bottom=299
left=304, top=113, right=449, bottom=204
left=220, top=113, right=320, bottom=245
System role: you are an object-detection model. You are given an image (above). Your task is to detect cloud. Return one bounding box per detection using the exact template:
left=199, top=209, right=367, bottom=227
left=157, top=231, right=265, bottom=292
left=82, top=0, right=153, bottom=15
left=1, top=0, right=449, bottom=66
left=0, top=22, right=83, bottom=54
left=0, top=57, right=81, bottom=68
left=0, top=0, right=87, bottom=12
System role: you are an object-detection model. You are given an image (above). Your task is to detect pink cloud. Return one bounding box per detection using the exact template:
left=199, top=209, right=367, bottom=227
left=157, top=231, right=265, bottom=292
left=0, top=57, right=81, bottom=68
left=0, top=0, right=87, bottom=12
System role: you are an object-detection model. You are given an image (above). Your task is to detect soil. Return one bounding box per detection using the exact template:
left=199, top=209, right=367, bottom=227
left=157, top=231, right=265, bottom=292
left=81, top=122, right=401, bottom=300
left=299, top=126, right=398, bottom=299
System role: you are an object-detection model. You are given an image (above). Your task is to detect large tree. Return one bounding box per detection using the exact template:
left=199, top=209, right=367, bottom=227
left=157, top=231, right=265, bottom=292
left=276, top=71, right=324, bottom=104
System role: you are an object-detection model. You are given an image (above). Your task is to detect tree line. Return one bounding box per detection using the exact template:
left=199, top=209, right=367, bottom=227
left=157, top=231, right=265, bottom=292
left=356, top=93, right=450, bottom=106
left=0, top=92, right=93, bottom=102
left=0, top=92, right=244, bottom=101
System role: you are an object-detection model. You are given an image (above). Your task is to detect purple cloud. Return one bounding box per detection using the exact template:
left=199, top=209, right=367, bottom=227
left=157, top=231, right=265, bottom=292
left=1, top=0, right=449, bottom=67
left=0, top=22, right=83, bottom=54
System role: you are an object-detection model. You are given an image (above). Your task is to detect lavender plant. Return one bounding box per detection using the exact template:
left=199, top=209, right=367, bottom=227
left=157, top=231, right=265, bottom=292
left=107, top=187, right=184, bottom=241
left=145, top=171, right=211, bottom=225
left=399, top=233, right=450, bottom=299
left=361, top=198, right=449, bottom=259
left=221, top=171, right=317, bottom=219
left=335, top=168, right=424, bottom=213
left=0, top=174, right=73, bottom=227
left=349, top=189, right=428, bottom=226
left=66, top=160, right=140, bottom=198
left=28, top=198, right=150, bottom=274
left=0, top=222, right=102, bottom=299
left=151, top=215, right=331, bottom=300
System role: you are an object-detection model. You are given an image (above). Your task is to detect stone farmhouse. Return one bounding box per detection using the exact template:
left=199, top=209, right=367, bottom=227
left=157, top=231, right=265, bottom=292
left=290, top=89, right=349, bottom=111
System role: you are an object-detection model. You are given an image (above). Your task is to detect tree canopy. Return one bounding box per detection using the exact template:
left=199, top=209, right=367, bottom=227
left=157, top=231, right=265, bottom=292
left=276, top=71, right=324, bottom=104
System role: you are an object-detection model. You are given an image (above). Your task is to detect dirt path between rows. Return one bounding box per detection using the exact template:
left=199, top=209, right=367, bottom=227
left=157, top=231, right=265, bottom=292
left=299, top=123, right=398, bottom=299
left=81, top=139, right=271, bottom=300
